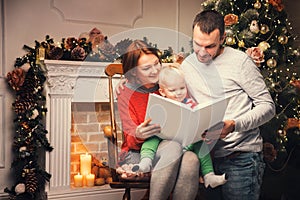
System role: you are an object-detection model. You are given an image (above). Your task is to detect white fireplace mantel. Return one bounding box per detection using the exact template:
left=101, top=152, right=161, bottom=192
left=44, top=60, right=144, bottom=199
left=45, top=59, right=114, bottom=102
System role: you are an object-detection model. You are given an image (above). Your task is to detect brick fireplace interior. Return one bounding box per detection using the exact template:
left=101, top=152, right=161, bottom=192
left=70, top=102, right=122, bottom=186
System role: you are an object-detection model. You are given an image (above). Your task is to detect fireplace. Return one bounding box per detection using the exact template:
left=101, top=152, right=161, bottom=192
left=44, top=60, right=142, bottom=199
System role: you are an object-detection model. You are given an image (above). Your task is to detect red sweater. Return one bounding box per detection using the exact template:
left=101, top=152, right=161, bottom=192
left=117, top=85, right=160, bottom=160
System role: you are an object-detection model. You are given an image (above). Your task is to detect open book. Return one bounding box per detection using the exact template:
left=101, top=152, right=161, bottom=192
left=145, top=93, right=229, bottom=147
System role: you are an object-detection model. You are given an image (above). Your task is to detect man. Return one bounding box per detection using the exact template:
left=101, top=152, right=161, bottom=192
left=180, top=10, right=275, bottom=200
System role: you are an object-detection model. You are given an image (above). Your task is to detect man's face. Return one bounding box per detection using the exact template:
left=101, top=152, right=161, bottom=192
left=192, top=25, right=225, bottom=64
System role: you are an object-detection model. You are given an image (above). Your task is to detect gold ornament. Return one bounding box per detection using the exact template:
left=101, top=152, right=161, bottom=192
left=36, top=46, right=45, bottom=65
left=258, top=41, right=270, bottom=51
left=260, top=24, right=269, bottom=34
left=267, top=58, right=277, bottom=68
left=226, top=36, right=236, bottom=45
left=254, top=1, right=261, bottom=9
left=278, top=35, right=288, bottom=44
left=238, top=40, right=245, bottom=48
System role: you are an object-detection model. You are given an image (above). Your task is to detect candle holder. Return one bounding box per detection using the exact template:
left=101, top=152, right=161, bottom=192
left=86, top=174, right=95, bottom=187
left=74, top=173, right=83, bottom=187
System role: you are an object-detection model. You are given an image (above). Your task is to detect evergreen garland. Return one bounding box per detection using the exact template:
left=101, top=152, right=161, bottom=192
left=4, top=40, right=53, bottom=200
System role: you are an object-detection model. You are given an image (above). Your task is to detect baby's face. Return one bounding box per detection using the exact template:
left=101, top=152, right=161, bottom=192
left=160, top=76, right=187, bottom=102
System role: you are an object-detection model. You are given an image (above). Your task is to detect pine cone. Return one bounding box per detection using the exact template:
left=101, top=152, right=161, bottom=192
left=47, top=46, right=64, bottom=60
left=13, top=96, right=36, bottom=115
left=71, top=46, right=86, bottom=60
left=25, top=170, right=38, bottom=194
left=64, top=37, right=78, bottom=50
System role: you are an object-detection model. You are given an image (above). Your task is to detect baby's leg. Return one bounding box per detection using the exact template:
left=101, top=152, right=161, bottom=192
left=132, top=136, right=161, bottom=173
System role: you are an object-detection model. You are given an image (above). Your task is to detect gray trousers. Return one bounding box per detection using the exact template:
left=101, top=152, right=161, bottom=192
left=125, top=140, right=199, bottom=200
left=151, top=140, right=199, bottom=200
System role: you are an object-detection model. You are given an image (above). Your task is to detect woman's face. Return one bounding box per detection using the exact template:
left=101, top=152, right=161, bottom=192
left=133, top=53, right=161, bottom=88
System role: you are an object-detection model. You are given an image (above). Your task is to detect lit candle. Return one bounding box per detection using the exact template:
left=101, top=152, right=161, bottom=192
left=86, top=173, right=95, bottom=187
left=74, top=173, right=83, bottom=187
left=80, top=153, right=92, bottom=176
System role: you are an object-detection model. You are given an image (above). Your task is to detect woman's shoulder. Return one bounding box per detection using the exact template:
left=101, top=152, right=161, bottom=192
left=118, top=85, right=157, bottom=102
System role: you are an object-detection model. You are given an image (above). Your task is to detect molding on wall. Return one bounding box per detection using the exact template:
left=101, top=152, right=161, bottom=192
left=0, top=0, right=4, bottom=76
left=0, top=94, right=5, bottom=168
left=50, top=0, right=143, bottom=28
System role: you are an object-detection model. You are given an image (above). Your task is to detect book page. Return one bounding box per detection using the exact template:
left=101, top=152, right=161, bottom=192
left=145, top=94, right=192, bottom=143
left=183, top=98, right=228, bottom=146
left=145, top=93, right=228, bottom=146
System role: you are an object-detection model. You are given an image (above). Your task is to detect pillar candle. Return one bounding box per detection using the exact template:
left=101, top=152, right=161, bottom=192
left=86, top=173, right=95, bottom=187
left=80, top=153, right=92, bottom=176
left=74, top=173, right=83, bottom=187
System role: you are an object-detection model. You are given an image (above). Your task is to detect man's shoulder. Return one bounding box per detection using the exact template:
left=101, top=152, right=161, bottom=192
left=181, top=52, right=196, bottom=65
left=224, top=47, right=249, bottom=59
left=222, top=47, right=250, bottom=65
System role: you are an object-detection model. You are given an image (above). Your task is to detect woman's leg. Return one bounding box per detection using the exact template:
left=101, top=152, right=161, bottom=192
left=172, top=151, right=200, bottom=200
left=149, top=140, right=182, bottom=200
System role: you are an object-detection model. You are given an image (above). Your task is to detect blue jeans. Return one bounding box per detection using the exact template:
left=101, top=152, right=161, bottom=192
left=211, top=152, right=265, bottom=200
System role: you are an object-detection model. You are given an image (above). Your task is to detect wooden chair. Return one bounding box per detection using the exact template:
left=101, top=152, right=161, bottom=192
left=103, top=63, right=150, bottom=200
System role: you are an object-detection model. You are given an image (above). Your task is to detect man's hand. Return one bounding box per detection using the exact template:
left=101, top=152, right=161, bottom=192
left=135, top=118, right=161, bottom=139
left=221, top=120, right=235, bottom=138
left=114, top=78, right=127, bottom=96
left=203, top=120, right=235, bottom=140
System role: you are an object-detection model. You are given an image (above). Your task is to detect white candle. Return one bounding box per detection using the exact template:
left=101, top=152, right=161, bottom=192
left=86, top=173, right=95, bottom=187
left=80, top=153, right=92, bottom=176
left=74, top=173, right=83, bottom=187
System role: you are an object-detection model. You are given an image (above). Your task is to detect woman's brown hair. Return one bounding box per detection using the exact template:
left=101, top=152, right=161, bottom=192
left=122, top=40, right=161, bottom=78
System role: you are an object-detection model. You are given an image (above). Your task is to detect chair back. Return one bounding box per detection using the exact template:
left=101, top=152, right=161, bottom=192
left=104, top=63, right=123, bottom=172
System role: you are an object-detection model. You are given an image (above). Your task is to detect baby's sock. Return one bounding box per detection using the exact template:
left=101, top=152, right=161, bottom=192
left=132, top=157, right=152, bottom=173
left=203, top=172, right=227, bottom=188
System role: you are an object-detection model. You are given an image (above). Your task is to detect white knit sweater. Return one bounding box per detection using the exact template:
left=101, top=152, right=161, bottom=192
left=181, top=47, right=275, bottom=157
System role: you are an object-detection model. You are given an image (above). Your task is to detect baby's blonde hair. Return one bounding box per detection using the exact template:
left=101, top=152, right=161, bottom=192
left=158, top=63, right=185, bottom=88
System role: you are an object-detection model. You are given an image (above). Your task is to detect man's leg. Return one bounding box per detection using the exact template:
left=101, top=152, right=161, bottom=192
left=214, top=152, right=265, bottom=200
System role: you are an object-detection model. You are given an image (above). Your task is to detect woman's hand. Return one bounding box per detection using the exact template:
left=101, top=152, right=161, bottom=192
left=136, top=118, right=161, bottom=139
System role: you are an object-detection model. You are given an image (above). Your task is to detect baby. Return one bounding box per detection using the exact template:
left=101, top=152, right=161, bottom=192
left=132, top=64, right=227, bottom=188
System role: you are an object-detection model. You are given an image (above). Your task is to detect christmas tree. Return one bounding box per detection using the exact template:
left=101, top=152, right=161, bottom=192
left=202, top=0, right=299, bottom=198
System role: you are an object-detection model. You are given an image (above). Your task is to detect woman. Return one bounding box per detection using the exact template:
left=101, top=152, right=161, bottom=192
left=117, top=40, right=199, bottom=200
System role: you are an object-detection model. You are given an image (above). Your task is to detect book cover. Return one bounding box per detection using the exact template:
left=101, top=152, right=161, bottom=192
left=145, top=93, right=228, bottom=146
